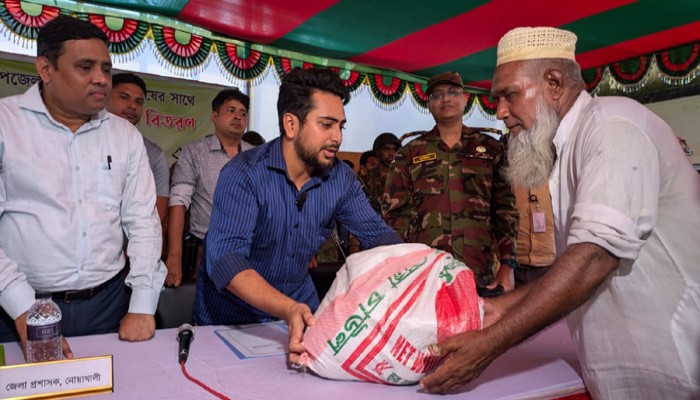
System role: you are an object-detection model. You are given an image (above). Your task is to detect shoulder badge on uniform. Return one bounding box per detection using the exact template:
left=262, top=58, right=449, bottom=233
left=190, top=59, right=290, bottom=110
left=472, top=127, right=503, bottom=136
left=412, top=153, right=437, bottom=164
left=471, top=127, right=506, bottom=144
left=399, top=130, right=425, bottom=143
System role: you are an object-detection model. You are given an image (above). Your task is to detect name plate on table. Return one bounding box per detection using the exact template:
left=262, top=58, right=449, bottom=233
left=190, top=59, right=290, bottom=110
left=0, top=355, right=113, bottom=399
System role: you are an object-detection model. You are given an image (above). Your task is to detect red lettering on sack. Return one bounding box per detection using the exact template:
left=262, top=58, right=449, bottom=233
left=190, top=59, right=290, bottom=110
left=372, top=360, right=393, bottom=376
left=394, top=337, right=417, bottom=365
left=342, top=259, right=440, bottom=382
left=411, top=351, right=427, bottom=373
left=390, top=336, right=406, bottom=359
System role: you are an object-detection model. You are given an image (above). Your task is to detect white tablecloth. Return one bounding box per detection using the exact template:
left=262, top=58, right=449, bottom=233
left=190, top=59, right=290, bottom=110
left=2, top=321, right=584, bottom=399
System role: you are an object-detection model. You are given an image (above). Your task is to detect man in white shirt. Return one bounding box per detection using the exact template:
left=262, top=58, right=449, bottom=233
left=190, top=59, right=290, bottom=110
left=0, top=16, right=165, bottom=356
left=421, top=27, right=699, bottom=399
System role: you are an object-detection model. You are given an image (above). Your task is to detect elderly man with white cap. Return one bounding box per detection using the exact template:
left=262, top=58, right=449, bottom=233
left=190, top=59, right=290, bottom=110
left=421, top=27, right=700, bottom=398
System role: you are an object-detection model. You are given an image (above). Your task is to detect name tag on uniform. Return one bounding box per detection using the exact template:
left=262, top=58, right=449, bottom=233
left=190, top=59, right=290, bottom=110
left=532, top=211, right=546, bottom=233
left=412, top=153, right=436, bottom=164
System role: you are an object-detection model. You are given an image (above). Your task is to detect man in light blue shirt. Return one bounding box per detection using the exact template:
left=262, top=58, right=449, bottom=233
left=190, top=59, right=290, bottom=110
left=0, top=16, right=165, bottom=356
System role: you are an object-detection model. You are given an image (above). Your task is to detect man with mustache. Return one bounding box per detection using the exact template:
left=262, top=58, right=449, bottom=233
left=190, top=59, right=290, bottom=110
left=0, top=16, right=166, bottom=356
left=421, top=27, right=699, bottom=398
left=107, top=73, right=170, bottom=227
left=165, top=89, right=255, bottom=287
left=383, top=71, right=519, bottom=294
left=194, top=68, right=402, bottom=362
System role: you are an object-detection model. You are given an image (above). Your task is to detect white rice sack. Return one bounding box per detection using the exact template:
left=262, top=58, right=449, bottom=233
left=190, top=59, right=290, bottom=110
left=299, top=243, right=483, bottom=385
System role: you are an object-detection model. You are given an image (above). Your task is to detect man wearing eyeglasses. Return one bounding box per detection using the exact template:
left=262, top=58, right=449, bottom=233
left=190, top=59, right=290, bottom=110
left=383, top=72, right=518, bottom=294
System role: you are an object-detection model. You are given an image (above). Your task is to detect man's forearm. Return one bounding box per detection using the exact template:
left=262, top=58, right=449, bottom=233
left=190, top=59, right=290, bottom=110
left=155, top=196, right=168, bottom=227
left=226, top=269, right=298, bottom=321
left=482, top=243, right=619, bottom=353
left=166, top=205, right=186, bottom=257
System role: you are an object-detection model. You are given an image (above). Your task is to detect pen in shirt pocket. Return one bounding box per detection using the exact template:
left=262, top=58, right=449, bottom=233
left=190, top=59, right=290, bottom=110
left=107, top=155, right=112, bottom=170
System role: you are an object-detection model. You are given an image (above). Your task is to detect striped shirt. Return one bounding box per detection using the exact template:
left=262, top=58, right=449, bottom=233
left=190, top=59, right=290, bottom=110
left=194, top=138, right=402, bottom=325
left=169, top=134, right=255, bottom=239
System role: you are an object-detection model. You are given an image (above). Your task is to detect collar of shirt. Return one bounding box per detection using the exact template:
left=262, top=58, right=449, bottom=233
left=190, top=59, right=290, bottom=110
left=427, top=124, right=482, bottom=140
left=19, top=84, right=109, bottom=132
left=425, top=124, right=472, bottom=150
left=20, top=83, right=109, bottom=122
left=554, top=90, right=591, bottom=157
left=205, top=133, right=226, bottom=152
left=206, top=133, right=255, bottom=154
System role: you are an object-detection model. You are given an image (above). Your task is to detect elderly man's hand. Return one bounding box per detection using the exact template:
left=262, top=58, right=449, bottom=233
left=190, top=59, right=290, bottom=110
left=419, top=330, right=498, bottom=394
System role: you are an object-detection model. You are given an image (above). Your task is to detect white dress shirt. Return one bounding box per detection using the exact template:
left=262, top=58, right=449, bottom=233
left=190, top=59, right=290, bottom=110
left=0, top=84, right=166, bottom=319
left=551, top=91, right=699, bottom=398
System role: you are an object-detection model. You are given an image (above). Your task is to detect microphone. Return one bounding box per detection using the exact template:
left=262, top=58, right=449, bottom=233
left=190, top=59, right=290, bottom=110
left=176, top=323, right=195, bottom=364
left=296, top=191, right=308, bottom=211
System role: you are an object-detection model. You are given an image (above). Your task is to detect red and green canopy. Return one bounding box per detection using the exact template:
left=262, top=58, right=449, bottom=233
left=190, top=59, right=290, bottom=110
left=2, top=0, right=700, bottom=109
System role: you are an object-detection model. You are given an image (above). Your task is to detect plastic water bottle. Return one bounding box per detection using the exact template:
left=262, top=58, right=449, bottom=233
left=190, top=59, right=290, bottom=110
left=26, top=293, right=63, bottom=363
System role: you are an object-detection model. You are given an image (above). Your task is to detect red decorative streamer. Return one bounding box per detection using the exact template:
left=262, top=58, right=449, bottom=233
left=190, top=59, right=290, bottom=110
left=584, top=67, right=603, bottom=91
left=479, top=94, right=497, bottom=109
left=222, top=43, right=262, bottom=70
left=88, top=14, right=139, bottom=44
left=5, top=0, right=59, bottom=27
left=162, top=26, right=204, bottom=58
left=278, top=57, right=314, bottom=74
left=371, top=74, right=401, bottom=96
left=660, top=44, right=699, bottom=72
left=411, top=82, right=428, bottom=102
left=330, top=67, right=362, bottom=88
left=612, top=56, right=649, bottom=81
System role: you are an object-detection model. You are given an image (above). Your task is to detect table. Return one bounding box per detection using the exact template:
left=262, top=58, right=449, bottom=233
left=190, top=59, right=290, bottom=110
left=2, top=321, right=584, bottom=399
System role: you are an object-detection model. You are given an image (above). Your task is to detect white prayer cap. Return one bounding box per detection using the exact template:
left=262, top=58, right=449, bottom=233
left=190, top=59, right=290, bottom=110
left=496, top=27, right=577, bottom=66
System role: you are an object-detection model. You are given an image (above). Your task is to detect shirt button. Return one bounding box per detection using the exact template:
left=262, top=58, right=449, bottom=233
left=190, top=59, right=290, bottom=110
left=294, top=223, right=299, bottom=228
left=75, top=166, right=80, bottom=171
left=78, top=199, right=83, bottom=204
left=82, top=232, right=87, bottom=237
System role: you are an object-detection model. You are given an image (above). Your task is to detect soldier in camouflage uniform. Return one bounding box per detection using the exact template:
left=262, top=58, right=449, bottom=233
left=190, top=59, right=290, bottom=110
left=359, top=133, right=400, bottom=206
left=383, top=72, right=519, bottom=291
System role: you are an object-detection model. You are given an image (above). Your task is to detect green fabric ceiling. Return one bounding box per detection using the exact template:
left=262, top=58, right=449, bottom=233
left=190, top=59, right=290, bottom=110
left=64, top=0, right=700, bottom=88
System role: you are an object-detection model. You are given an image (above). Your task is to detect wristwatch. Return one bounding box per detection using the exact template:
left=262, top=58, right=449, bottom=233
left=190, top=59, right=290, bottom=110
left=500, top=257, right=519, bottom=270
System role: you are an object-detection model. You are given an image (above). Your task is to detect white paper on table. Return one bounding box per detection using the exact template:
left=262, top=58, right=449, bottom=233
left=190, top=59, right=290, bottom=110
left=214, top=321, right=289, bottom=359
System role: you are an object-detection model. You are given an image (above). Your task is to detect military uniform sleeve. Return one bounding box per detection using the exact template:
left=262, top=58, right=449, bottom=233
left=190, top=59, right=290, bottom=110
left=491, top=140, right=519, bottom=259
left=336, top=170, right=402, bottom=249
left=382, top=147, right=412, bottom=239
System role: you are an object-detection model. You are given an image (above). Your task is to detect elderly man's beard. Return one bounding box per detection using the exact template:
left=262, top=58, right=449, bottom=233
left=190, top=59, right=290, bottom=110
left=506, top=98, right=560, bottom=188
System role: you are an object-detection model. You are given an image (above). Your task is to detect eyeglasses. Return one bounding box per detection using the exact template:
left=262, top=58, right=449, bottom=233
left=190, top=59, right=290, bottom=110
left=429, top=89, right=464, bottom=102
